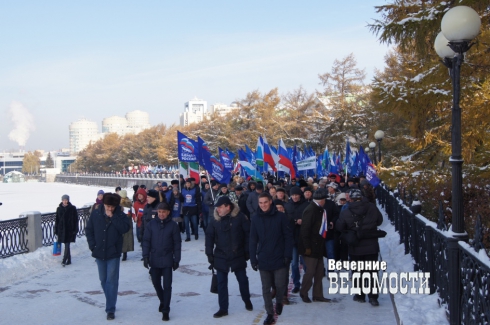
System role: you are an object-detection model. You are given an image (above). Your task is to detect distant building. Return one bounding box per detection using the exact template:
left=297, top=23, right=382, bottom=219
left=180, top=97, right=208, bottom=126
left=209, top=102, right=239, bottom=117
left=69, top=119, right=102, bottom=154
left=0, top=151, right=76, bottom=175
left=70, top=110, right=151, bottom=154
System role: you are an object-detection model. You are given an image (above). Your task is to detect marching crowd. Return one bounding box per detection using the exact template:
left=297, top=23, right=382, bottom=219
left=54, top=172, right=383, bottom=324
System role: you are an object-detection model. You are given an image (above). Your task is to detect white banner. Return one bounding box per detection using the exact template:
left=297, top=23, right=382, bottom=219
left=296, top=156, right=317, bottom=170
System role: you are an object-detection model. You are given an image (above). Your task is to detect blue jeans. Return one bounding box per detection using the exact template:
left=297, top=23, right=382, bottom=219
left=291, top=246, right=301, bottom=289
left=325, top=239, right=336, bottom=273
left=202, top=211, right=209, bottom=230
left=150, top=267, right=173, bottom=313
left=136, top=226, right=142, bottom=242
left=216, top=268, right=251, bottom=312
left=95, top=258, right=120, bottom=313
left=184, top=214, right=198, bottom=239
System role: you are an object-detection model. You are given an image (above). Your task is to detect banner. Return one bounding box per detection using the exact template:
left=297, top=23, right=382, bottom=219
left=296, top=156, right=317, bottom=171
left=178, top=131, right=199, bottom=162
left=365, top=163, right=381, bottom=187
left=219, top=147, right=233, bottom=171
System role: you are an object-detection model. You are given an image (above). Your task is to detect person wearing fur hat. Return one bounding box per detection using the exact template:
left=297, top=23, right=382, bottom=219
left=119, top=190, right=134, bottom=261
left=205, top=196, right=253, bottom=318
left=142, top=189, right=160, bottom=240
left=299, top=189, right=332, bottom=303
left=54, top=194, right=79, bottom=266
left=143, top=203, right=182, bottom=321
left=85, top=192, right=131, bottom=320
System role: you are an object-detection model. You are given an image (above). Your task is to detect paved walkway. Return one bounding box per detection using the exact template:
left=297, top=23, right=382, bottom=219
left=0, top=228, right=397, bottom=325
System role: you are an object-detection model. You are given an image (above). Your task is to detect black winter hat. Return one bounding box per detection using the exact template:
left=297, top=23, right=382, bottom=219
left=312, top=189, right=328, bottom=200
left=102, top=193, right=121, bottom=206
left=133, top=185, right=139, bottom=192
left=235, top=185, right=244, bottom=191
left=219, top=183, right=228, bottom=189
left=157, top=202, right=171, bottom=211
left=304, top=186, right=314, bottom=194
left=214, top=196, right=232, bottom=207
left=147, top=189, right=159, bottom=199
left=256, top=182, right=264, bottom=190
left=290, top=186, right=303, bottom=196
left=171, top=180, right=179, bottom=185
left=299, top=179, right=308, bottom=188
left=273, top=199, right=284, bottom=207
left=276, top=187, right=286, bottom=193
left=211, top=180, right=218, bottom=187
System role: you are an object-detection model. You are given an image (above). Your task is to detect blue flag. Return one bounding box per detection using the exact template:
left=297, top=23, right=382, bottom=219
left=178, top=131, right=199, bottom=162
left=219, top=147, right=234, bottom=171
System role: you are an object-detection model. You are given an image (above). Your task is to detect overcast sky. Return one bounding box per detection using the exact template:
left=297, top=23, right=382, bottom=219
left=0, top=0, right=390, bottom=152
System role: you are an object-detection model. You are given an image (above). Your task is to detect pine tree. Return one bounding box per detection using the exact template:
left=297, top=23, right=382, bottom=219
left=45, top=152, right=54, bottom=168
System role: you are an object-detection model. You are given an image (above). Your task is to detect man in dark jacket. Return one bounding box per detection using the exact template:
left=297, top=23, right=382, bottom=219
left=181, top=179, right=202, bottom=241
left=336, top=189, right=383, bottom=306
left=299, top=189, right=332, bottom=303
left=284, top=187, right=309, bottom=293
left=204, top=180, right=220, bottom=221
left=141, top=189, right=160, bottom=240
left=234, top=185, right=249, bottom=218
left=85, top=193, right=131, bottom=321
left=250, top=192, right=293, bottom=325
left=142, top=203, right=181, bottom=321
left=205, top=196, right=252, bottom=318
left=323, top=193, right=340, bottom=276
left=246, top=181, right=264, bottom=217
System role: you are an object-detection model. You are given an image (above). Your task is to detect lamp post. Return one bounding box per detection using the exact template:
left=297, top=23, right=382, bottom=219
left=434, top=6, right=480, bottom=237
left=374, top=130, right=385, bottom=163
left=369, top=142, right=377, bottom=164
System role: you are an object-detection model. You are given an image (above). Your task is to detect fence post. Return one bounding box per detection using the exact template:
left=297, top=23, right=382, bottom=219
left=425, top=226, right=436, bottom=294
left=21, top=211, right=43, bottom=253
left=446, top=237, right=461, bottom=325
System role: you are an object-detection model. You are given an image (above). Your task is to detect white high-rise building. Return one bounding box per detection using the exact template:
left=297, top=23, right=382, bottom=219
left=180, top=97, right=208, bottom=126
left=126, top=110, right=151, bottom=132
left=102, top=116, right=129, bottom=134
left=69, top=119, right=102, bottom=154
left=209, top=102, right=239, bottom=117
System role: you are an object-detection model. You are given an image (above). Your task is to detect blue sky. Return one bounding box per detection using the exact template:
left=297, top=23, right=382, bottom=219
left=0, top=0, right=390, bottom=151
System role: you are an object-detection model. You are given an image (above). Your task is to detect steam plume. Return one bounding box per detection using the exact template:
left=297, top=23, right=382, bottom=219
left=8, top=101, right=35, bottom=147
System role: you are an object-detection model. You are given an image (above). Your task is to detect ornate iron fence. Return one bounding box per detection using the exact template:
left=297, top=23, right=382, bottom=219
left=377, top=183, right=490, bottom=324
left=0, top=217, right=29, bottom=258
left=42, top=207, right=91, bottom=246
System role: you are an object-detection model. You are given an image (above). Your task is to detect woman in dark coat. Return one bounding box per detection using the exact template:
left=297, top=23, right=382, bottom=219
left=54, top=194, right=79, bottom=266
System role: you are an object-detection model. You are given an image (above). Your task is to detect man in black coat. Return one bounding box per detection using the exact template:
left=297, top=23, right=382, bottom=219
left=250, top=192, right=293, bottom=325
left=54, top=194, right=79, bottom=266
left=141, top=189, right=160, bottom=240
left=336, top=189, right=383, bottom=306
left=234, top=185, right=250, bottom=218
left=323, top=193, right=340, bottom=276
left=205, top=196, right=252, bottom=318
left=142, top=203, right=181, bottom=321
left=299, top=189, right=332, bottom=303
left=85, top=193, right=131, bottom=321
left=284, top=186, right=309, bottom=293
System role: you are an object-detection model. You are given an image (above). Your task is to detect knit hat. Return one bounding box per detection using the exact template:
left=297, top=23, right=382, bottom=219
left=115, top=186, right=121, bottom=192
left=304, top=186, right=314, bottom=194
left=273, top=199, right=284, bottom=207
left=276, top=187, right=286, bottom=193
left=147, top=189, right=159, bottom=199
left=210, top=180, right=218, bottom=187
left=312, top=189, right=328, bottom=200
left=327, top=182, right=338, bottom=189
left=219, top=183, right=228, bottom=189
left=290, top=186, right=303, bottom=196
left=161, top=182, right=168, bottom=187
left=97, top=190, right=104, bottom=196
left=298, top=179, right=308, bottom=188
left=102, top=193, right=121, bottom=206
left=256, top=182, right=264, bottom=190
left=132, top=185, right=139, bottom=192
left=61, top=194, right=70, bottom=201
left=235, top=185, right=244, bottom=191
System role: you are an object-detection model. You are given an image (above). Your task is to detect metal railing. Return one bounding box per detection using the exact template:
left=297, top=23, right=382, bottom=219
left=0, top=217, right=29, bottom=258
left=377, top=183, right=490, bottom=325
left=41, top=207, right=91, bottom=246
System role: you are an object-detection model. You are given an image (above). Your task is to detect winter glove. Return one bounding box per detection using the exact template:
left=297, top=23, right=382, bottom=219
left=244, top=253, right=250, bottom=261
left=207, top=255, right=214, bottom=268
left=304, top=248, right=312, bottom=256
left=251, top=264, right=258, bottom=271
left=143, top=257, right=149, bottom=269
left=284, top=257, right=291, bottom=266
left=173, top=262, right=179, bottom=271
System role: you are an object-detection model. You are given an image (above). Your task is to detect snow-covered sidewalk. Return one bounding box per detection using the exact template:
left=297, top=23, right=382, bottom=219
left=1, top=226, right=397, bottom=325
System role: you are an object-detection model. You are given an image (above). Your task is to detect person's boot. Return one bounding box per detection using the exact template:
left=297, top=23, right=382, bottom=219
left=275, top=302, right=283, bottom=315
left=369, top=297, right=379, bottom=306
left=65, top=255, right=71, bottom=265
left=213, top=310, right=228, bottom=318
left=263, top=314, right=275, bottom=325
left=159, top=302, right=164, bottom=312
left=122, top=252, right=127, bottom=261
left=162, top=312, right=169, bottom=321
left=195, top=233, right=198, bottom=240
left=245, top=300, right=253, bottom=311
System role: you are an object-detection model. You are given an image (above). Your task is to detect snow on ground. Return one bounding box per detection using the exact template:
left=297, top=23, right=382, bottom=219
left=378, top=202, right=448, bottom=325
left=0, top=183, right=398, bottom=325
left=0, top=182, right=132, bottom=220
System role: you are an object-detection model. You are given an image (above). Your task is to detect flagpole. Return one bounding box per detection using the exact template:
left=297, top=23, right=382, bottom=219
left=178, top=160, right=181, bottom=192
left=207, top=171, right=215, bottom=202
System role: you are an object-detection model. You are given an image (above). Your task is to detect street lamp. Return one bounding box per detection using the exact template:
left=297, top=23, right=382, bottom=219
left=374, top=130, right=385, bottom=163
left=434, top=5, right=481, bottom=237
left=369, top=142, right=377, bottom=164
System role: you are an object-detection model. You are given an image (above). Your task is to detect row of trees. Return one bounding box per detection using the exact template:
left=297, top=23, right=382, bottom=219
left=21, top=152, right=54, bottom=174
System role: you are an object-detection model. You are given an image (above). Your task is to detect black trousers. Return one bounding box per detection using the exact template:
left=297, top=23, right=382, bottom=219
left=150, top=267, right=173, bottom=313
left=350, top=253, right=379, bottom=299
left=63, top=242, right=71, bottom=262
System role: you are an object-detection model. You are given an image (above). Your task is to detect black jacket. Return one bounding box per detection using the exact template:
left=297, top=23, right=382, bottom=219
left=250, top=204, right=293, bottom=271
left=284, top=198, right=309, bottom=246
left=237, top=192, right=250, bottom=218
left=336, top=201, right=383, bottom=256
left=142, top=200, right=159, bottom=237
left=54, top=202, right=79, bottom=243
left=299, top=201, right=327, bottom=259
left=205, top=203, right=250, bottom=273
left=142, top=216, right=181, bottom=269
left=85, top=205, right=131, bottom=260
left=323, top=199, right=340, bottom=241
